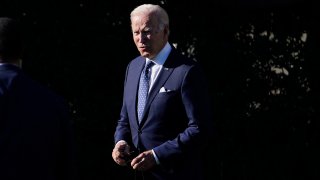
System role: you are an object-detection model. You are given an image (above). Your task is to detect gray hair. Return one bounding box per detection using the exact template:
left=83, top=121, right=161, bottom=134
left=130, top=4, right=169, bottom=32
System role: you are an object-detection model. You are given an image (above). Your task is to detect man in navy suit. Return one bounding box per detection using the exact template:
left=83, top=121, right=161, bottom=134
left=0, top=17, right=76, bottom=180
left=112, top=4, right=213, bottom=180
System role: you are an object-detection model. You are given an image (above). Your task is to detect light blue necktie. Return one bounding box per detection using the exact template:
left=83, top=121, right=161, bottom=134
left=137, top=61, right=155, bottom=123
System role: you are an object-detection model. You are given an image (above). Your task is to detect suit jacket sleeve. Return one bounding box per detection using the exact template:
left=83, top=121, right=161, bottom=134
left=153, top=64, right=212, bottom=167
left=114, top=62, right=133, bottom=144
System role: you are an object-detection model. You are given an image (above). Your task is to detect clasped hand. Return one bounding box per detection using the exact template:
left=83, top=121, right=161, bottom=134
left=112, top=141, right=156, bottom=171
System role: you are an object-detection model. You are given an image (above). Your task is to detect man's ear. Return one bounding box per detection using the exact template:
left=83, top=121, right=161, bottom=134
left=163, top=25, right=170, bottom=36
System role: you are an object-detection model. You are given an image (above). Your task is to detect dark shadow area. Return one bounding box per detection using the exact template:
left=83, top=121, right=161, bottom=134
left=0, top=0, right=318, bottom=179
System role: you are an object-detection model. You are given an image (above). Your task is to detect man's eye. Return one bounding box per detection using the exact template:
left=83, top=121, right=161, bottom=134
left=143, top=31, right=152, bottom=35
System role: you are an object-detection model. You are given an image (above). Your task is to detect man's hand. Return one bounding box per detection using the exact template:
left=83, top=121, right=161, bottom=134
left=131, top=150, right=156, bottom=171
left=112, top=141, right=131, bottom=166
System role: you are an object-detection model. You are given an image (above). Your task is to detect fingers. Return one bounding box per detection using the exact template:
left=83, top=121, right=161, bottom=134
left=131, top=156, right=146, bottom=171
left=112, top=141, right=130, bottom=166
left=112, top=143, right=156, bottom=171
left=116, top=141, right=130, bottom=153
left=131, top=150, right=155, bottom=171
left=112, top=148, right=127, bottom=166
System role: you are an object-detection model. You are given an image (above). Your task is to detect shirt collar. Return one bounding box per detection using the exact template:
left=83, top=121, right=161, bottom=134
left=146, top=42, right=172, bottom=65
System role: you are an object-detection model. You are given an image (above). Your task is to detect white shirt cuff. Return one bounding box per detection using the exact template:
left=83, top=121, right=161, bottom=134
left=152, top=149, right=160, bottom=165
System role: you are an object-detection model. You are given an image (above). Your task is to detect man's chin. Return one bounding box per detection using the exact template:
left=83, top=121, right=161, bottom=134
left=141, top=52, right=151, bottom=58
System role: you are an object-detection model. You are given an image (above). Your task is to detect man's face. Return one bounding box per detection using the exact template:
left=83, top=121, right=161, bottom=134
left=131, top=14, right=167, bottom=59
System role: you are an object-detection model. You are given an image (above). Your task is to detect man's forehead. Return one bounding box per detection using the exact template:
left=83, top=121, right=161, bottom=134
left=132, top=20, right=156, bottom=29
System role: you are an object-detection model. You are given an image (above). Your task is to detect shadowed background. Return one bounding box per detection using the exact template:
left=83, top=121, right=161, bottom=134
left=0, top=0, right=319, bottom=179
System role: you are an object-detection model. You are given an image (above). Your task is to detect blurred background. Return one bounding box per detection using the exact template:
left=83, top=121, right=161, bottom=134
left=1, top=0, right=319, bottom=179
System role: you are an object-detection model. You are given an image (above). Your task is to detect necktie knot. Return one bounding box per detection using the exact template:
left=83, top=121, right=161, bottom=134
left=144, top=61, right=155, bottom=79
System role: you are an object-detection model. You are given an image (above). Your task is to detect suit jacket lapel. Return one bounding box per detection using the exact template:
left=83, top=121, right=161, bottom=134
left=131, top=57, right=146, bottom=125
left=139, top=50, right=178, bottom=126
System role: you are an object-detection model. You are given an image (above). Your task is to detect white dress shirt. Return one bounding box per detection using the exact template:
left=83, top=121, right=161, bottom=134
left=145, top=42, right=172, bottom=92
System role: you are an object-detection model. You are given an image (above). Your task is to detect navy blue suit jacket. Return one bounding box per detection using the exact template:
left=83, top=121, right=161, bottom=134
left=114, top=47, right=213, bottom=180
left=0, top=64, right=76, bottom=180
